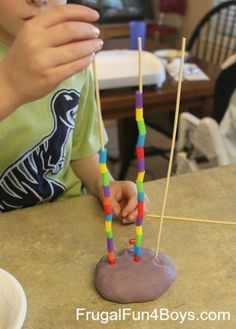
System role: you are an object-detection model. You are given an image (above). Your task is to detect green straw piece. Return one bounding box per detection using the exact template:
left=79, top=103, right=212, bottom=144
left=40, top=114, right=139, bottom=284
left=106, top=231, right=113, bottom=239
left=135, top=234, right=143, bottom=245
left=102, top=172, right=110, bottom=186
left=137, top=120, right=146, bottom=135
left=136, top=181, right=144, bottom=192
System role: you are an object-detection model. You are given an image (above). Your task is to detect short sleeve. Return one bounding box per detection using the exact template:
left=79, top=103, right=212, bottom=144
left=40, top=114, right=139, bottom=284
left=71, top=69, right=108, bottom=160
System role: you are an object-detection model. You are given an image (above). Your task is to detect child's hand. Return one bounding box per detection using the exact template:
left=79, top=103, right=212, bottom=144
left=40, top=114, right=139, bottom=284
left=70, top=155, right=150, bottom=224
left=108, top=180, right=150, bottom=225
left=0, top=5, right=102, bottom=111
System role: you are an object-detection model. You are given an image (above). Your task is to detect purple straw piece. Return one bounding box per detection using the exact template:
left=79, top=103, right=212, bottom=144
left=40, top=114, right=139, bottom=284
left=107, top=238, right=114, bottom=252
left=138, top=158, right=145, bottom=171
left=136, top=217, right=143, bottom=226
left=136, top=90, right=143, bottom=108
left=103, top=186, right=110, bottom=197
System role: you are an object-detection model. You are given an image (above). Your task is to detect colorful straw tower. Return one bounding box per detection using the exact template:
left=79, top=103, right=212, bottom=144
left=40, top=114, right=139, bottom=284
left=131, top=37, right=146, bottom=262
left=93, top=59, right=115, bottom=265
left=99, top=148, right=116, bottom=265
left=94, top=37, right=145, bottom=264
left=133, top=90, right=146, bottom=262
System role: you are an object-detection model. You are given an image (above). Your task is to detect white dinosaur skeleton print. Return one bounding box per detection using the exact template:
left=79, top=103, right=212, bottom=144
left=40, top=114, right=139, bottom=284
left=0, top=89, right=80, bottom=212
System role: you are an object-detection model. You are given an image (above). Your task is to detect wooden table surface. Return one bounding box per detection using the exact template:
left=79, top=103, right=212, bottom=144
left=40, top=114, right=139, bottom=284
left=0, top=164, right=236, bottom=328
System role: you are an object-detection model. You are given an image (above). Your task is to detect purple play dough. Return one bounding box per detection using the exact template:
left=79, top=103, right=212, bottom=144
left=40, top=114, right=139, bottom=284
left=95, top=248, right=176, bottom=303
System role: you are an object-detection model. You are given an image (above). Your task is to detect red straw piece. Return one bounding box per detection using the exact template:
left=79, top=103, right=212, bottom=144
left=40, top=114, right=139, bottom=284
left=134, top=255, right=141, bottom=262
left=136, top=146, right=144, bottom=159
left=108, top=251, right=116, bottom=265
left=108, top=259, right=116, bottom=265
left=137, top=202, right=144, bottom=218
left=129, top=238, right=136, bottom=245
left=108, top=251, right=115, bottom=258
left=104, top=204, right=112, bottom=214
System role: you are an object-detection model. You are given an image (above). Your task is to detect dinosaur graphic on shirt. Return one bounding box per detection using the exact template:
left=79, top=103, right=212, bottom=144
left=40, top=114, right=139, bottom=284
left=0, top=89, right=80, bottom=212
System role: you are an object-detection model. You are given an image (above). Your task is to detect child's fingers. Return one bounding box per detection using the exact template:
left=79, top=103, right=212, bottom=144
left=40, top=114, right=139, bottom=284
left=46, top=22, right=100, bottom=47
left=122, top=193, right=150, bottom=225
left=50, top=39, right=103, bottom=67
left=122, top=216, right=136, bottom=225
left=121, top=196, right=137, bottom=218
left=111, top=202, right=121, bottom=217
left=35, top=4, right=99, bottom=28
left=122, top=209, right=137, bottom=224
left=50, top=54, right=96, bottom=83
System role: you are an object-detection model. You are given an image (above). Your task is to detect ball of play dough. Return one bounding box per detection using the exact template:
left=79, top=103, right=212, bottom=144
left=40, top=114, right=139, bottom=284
left=95, top=248, right=176, bottom=303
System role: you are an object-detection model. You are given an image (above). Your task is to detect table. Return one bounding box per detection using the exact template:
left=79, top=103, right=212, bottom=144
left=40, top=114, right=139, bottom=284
left=101, top=38, right=220, bottom=178
left=0, top=164, right=236, bottom=328
left=102, top=39, right=218, bottom=120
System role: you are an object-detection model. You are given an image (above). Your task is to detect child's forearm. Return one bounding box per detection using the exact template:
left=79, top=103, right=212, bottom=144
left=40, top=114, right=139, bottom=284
left=70, top=154, right=114, bottom=197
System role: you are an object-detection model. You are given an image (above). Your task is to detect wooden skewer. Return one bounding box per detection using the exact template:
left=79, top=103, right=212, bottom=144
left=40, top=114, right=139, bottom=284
left=138, top=37, right=143, bottom=94
left=147, top=214, right=236, bottom=226
left=155, top=38, right=186, bottom=256
left=92, top=59, right=104, bottom=149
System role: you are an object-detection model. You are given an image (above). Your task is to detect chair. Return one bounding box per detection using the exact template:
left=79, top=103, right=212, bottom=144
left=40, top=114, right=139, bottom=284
left=175, top=55, right=236, bottom=174
left=147, top=0, right=187, bottom=47
left=176, top=114, right=229, bottom=174
left=187, top=0, right=236, bottom=65
left=141, top=1, right=236, bottom=176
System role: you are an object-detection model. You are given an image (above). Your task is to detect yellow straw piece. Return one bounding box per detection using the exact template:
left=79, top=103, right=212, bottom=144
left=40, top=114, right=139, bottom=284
left=136, top=108, right=143, bottom=121
left=137, top=171, right=145, bottom=182
left=100, top=163, right=107, bottom=174
left=105, top=221, right=112, bottom=232
left=136, top=226, right=143, bottom=235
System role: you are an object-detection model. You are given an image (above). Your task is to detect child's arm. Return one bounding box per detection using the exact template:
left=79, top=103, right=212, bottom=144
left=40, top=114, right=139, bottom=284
left=71, top=155, right=150, bottom=224
left=0, top=5, right=102, bottom=121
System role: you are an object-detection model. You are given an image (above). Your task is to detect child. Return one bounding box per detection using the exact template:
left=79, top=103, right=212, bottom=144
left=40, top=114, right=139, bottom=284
left=0, top=1, right=150, bottom=222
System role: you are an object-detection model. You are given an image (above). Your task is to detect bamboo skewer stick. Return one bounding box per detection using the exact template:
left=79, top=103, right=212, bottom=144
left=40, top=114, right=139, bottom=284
left=147, top=214, right=236, bottom=226
left=92, top=60, right=104, bottom=149
left=138, top=37, right=143, bottom=94
left=155, top=38, right=186, bottom=256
